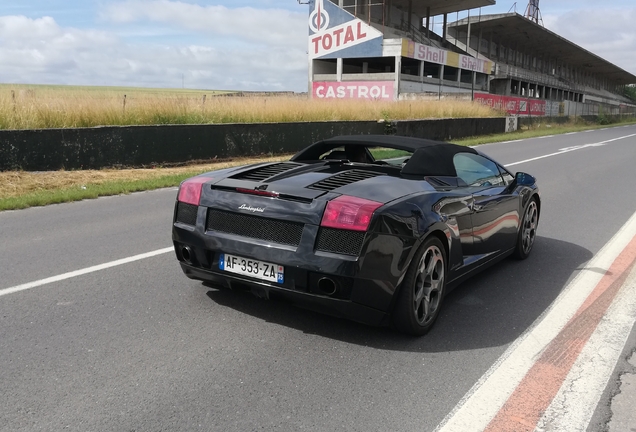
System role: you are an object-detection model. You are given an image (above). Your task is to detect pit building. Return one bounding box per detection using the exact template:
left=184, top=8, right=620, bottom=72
left=307, top=0, right=636, bottom=116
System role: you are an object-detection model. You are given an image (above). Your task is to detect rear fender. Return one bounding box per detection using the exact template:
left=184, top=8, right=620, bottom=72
left=388, top=222, right=452, bottom=313
left=518, top=188, right=541, bottom=223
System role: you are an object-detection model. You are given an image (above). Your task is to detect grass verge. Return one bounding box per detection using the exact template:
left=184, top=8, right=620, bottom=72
left=0, top=174, right=192, bottom=211
left=2, top=118, right=635, bottom=212
left=452, top=118, right=636, bottom=146
left=0, top=156, right=290, bottom=211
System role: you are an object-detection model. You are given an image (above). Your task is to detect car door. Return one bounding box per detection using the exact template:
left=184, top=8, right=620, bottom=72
left=453, top=153, right=520, bottom=258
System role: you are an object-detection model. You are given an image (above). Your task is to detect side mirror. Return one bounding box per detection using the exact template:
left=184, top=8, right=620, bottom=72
left=506, top=172, right=536, bottom=193
left=515, top=172, right=536, bottom=186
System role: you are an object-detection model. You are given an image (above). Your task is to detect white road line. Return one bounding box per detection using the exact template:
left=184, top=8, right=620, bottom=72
left=433, top=210, right=636, bottom=432
left=505, top=133, right=636, bottom=167
left=536, top=264, right=636, bottom=431
left=0, top=247, right=173, bottom=298
left=505, top=148, right=579, bottom=167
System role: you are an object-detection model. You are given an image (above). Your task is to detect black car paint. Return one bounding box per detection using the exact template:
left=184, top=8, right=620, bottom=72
left=172, top=141, right=539, bottom=327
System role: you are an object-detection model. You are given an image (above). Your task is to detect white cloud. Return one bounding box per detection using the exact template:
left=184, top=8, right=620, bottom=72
left=101, top=0, right=307, bottom=47
left=0, top=15, right=117, bottom=50
left=543, top=8, right=636, bottom=74
left=0, top=13, right=309, bottom=91
left=0, top=15, right=118, bottom=76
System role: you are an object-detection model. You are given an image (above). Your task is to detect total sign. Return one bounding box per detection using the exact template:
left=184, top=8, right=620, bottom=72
left=308, top=0, right=383, bottom=59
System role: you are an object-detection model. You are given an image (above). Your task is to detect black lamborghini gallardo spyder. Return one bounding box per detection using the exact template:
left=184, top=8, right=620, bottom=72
left=172, top=135, right=540, bottom=335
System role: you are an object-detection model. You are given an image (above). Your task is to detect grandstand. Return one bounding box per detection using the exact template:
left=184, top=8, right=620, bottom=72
left=307, top=0, right=636, bottom=116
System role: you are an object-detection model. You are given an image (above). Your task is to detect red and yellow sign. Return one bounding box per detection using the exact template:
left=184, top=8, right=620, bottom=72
left=401, top=40, right=493, bottom=74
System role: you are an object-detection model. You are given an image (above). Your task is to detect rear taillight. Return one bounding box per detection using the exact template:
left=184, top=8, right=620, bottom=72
left=178, top=177, right=211, bottom=205
left=320, top=196, right=382, bottom=232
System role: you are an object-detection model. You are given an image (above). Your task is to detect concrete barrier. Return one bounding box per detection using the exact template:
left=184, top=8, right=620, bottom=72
left=0, top=118, right=507, bottom=171
left=393, top=117, right=506, bottom=141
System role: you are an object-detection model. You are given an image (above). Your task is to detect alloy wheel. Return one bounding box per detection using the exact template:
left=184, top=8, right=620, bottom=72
left=522, top=200, right=538, bottom=255
left=413, top=245, right=445, bottom=325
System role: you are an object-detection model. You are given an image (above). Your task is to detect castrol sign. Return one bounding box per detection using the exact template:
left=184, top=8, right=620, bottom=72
left=308, top=0, right=383, bottom=59
left=312, top=81, right=395, bottom=100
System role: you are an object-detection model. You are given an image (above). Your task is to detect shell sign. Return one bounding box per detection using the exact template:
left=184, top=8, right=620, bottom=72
left=308, top=0, right=383, bottom=59
left=401, top=40, right=493, bottom=74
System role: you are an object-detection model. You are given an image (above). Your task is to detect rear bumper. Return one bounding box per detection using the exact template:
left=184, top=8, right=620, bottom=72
left=179, top=262, right=389, bottom=326
left=171, top=198, right=415, bottom=326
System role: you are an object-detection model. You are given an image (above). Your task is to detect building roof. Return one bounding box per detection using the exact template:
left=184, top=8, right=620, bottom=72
left=448, top=13, right=636, bottom=85
left=391, top=0, right=496, bottom=18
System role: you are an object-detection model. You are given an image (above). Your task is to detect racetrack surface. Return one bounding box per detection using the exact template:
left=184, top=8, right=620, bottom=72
left=1, top=125, right=636, bottom=431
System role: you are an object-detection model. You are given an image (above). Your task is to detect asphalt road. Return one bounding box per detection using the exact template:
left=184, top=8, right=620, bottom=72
left=1, top=125, right=636, bottom=431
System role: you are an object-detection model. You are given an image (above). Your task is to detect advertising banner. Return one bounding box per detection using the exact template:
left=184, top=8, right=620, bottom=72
left=312, top=81, right=395, bottom=100
left=474, top=93, right=546, bottom=116
left=402, top=40, right=493, bottom=74
left=308, top=0, right=383, bottom=60
left=458, top=54, right=493, bottom=74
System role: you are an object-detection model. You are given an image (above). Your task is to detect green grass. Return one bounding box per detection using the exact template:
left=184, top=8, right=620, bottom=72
left=371, top=149, right=411, bottom=159
left=0, top=173, right=198, bottom=211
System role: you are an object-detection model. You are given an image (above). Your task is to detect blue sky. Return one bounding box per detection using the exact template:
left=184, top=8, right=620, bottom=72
left=1, top=1, right=635, bottom=91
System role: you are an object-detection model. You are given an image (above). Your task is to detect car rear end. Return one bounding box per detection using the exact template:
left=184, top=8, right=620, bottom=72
left=172, top=162, right=440, bottom=325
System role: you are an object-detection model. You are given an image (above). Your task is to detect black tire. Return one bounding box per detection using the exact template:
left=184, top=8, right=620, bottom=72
left=513, top=197, right=539, bottom=260
left=392, top=237, right=446, bottom=336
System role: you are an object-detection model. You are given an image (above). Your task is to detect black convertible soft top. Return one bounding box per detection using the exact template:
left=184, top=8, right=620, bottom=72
left=291, top=135, right=477, bottom=177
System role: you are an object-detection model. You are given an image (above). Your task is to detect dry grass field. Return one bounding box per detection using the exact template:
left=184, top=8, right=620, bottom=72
left=0, top=84, right=502, bottom=130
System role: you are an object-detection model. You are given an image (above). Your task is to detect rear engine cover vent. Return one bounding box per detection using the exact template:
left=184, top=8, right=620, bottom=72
left=309, top=170, right=384, bottom=191
left=231, top=162, right=302, bottom=182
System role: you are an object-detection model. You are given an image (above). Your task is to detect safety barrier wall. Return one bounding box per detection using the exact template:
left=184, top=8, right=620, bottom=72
left=393, top=117, right=505, bottom=141
left=0, top=118, right=506, bottom=171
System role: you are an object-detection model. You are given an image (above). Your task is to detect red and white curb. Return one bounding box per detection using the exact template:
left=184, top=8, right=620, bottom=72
left=435, top=210, right=636, bottom=432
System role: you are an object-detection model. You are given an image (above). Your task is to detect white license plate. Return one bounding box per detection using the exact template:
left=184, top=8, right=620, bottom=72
left=219, top=253, right=284, bottom=284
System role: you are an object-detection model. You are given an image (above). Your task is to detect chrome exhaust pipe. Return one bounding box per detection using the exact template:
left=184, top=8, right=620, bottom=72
left=317, top=277, right=338, bottom=296
left=181, top=245, right=193, bottom=265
